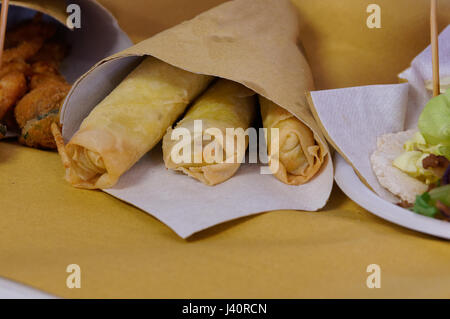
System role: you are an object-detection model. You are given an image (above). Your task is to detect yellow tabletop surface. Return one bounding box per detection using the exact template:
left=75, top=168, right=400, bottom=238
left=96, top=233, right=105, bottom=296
left=0, top=0, right=449, bottom=298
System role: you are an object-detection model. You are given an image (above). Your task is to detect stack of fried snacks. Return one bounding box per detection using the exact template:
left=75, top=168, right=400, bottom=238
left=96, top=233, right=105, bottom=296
left=260, top=97, right=325, bottom=185
left=54, top=62, right=325, bottom=188
left=53, top=57, right=213, bottom=189
left=52, top=0, right=328, bottom=190
left=163, top=79, right=257, bottom=186
left=0, top=14, right=69, bottom=148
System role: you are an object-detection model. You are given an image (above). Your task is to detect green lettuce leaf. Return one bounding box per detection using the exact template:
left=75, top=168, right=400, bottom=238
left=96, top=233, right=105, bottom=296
left=418, top=90, right=450, bottom=160
left=413, top=192, right=439, bottom=217
left=429, top=184, right=450, bottom=206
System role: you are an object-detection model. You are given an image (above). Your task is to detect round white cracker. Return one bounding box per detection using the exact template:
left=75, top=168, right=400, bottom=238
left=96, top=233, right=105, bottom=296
left=370, top=129, right=428, bottom=204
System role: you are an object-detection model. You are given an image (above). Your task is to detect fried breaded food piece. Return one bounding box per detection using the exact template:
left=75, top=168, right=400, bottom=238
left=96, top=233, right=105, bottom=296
left=0, top=14, right=68, bottom=148
left=0, top=71, right=27, bottom=120
left=14, top=61, right=70, bottom=149
left=2, top=38, right=44, bottom=64
left=14, top=82, right=69, bottom=128
left=29, top=41, right=68, bottom=68
left=0, top=63, right=29, bottom=132
left=5, top=13, right=56, bottom=47
left=19, top=111, right=60, bottom=148
left=0, top=62, right=29, bottom=130
left=0, top=60, right=30, bottom=79
left=15, top=85, right=69, bottom=149
left=29, top=61, right=67, bottom=89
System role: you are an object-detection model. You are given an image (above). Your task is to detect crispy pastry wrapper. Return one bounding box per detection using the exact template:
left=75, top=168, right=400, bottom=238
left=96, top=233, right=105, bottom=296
left=260, top=97, right=325, bottom=185
left=163, top=79, right=256, bottom=186
left=62, top=0, right=331, bottom=180
left=59, top=0, right=334, bottom=238
left=56, top=57, right=212, bottom=188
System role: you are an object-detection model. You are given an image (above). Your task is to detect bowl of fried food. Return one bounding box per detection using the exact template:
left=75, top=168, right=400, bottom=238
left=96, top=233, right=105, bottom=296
left=0, top=1, right=131, bottom=149
left=0, top=13, right=70, bottom=149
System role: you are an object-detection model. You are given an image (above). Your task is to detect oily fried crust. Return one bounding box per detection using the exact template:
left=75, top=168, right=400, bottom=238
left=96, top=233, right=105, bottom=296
left=29, top=42, right=68, bottom=68
left=5, top=13, right=56, bottom=47
left=0, top=60, right=31, bottom=79
left=29, top=61, right=67, bottom=89
left=15, top=86, right=68, bottom=150
left=13, top=60, right=70, bottom=150
left=0, top=14, right=69, bottom=149
left=14, top=84, right=69, bottom=128
left=370, top=130, right=428, bottom=204
left=1, top=38, right=44, bottom=63
left=0, top=71, right=27, bottom=119
left=19, top=113, right=60, bottom=149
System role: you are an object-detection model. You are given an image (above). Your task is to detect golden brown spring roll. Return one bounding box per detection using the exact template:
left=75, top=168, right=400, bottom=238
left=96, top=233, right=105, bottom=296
left=53, top=57, right=213, bottom=189
left=260, top=96, right=325, bottom=185
left=162, top=79, right=256, bottom=185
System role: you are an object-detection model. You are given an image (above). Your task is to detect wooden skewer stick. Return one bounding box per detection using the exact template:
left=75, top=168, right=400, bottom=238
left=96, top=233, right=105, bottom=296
left=431, top=0, right=440, bottom=96
left=0, top=0, right=9, bottom=69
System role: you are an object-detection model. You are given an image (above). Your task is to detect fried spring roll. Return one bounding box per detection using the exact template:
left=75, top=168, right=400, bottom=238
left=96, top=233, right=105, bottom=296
left=260, top=97, right=325, bottom=185
left=163, top=79, right=256, bottom=185
left=54, top=57, right=213, bottom=189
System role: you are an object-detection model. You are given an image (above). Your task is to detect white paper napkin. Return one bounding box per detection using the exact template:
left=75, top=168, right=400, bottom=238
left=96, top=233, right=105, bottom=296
left=310, top=84, right=409, bottom=203
left=106, top=148, right=332, bottom=238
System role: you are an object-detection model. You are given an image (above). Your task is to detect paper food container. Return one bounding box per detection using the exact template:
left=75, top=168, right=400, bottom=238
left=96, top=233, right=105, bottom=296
left=60, top=0, right=334, bottom=239
left=3, top=0, right=132, bottom=86
left=1, top=0, right=132, bottom=140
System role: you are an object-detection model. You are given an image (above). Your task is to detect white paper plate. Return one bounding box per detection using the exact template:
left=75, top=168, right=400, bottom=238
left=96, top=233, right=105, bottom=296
left=0, top=277, right=56, bottom=299
left=334, top=153, right=450, bottom=239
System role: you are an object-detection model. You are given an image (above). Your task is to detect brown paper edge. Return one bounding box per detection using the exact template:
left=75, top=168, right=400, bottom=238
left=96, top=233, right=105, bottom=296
left=8, top=0, right=69, bottom=28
